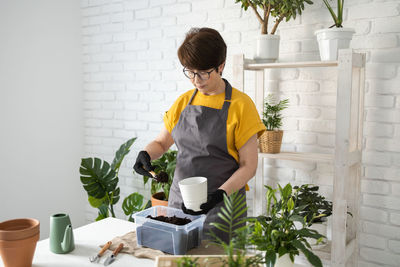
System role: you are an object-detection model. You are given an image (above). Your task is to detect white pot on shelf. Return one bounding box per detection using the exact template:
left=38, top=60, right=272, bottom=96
left=254, top=34, right=280, bottom=63
left=306, top=220, right=328, bottom=249
left=315, top=27, right=355, bottom=61
left=275, top=253, right=294, bottom=267
left=263, top=253, right=294, bottom=267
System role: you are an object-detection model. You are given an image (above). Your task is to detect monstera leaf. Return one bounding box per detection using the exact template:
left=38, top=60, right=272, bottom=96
left=80, top=158, right=118, bottom=199
left=111, top=137, right=137, bottom=172
left=122, top=192, right=146, bottom=222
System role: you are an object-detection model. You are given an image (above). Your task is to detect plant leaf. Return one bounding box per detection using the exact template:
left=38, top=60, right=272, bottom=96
left=111, top=137, right=137, bottom=172
left=80, top=158, right=117, bottom=199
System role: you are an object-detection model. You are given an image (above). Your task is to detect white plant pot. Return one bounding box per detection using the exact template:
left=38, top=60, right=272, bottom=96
left=275, top=254, right=294, bottom=267
left=263, top=254, right=294, bottom=267
left=306, top=221, right=328, bottom=249
left=254, top=34, right=280, bottom=63
left=315, top=28, right=355, bottom=61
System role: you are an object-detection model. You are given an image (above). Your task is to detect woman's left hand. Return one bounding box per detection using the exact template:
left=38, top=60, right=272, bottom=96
left=182, top=189, right=226, bottom=215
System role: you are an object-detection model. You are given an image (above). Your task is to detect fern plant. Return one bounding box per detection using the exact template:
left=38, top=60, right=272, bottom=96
left=210, top=192, right=263, bottom=267
left=262, top=95, right=289, bottom=131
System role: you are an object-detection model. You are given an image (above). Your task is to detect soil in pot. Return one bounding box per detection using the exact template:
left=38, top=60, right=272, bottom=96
left=146, top=215, right=192, bottom=226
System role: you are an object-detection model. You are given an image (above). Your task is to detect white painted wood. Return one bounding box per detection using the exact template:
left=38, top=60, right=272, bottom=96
left=232, top=54, right=244, bottom=92
left=254, top=157, right=264, bottom=216
left=255, top=70, right=264, bottom=117
left=244, top=60, right=338, bottom=70
left=258, top=152, right=333, bottom=163
left=234, top=49, right=365, bottom=267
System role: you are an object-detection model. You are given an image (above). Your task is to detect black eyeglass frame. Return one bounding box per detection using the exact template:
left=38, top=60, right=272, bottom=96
left=182, top=68, right=216, bottom=80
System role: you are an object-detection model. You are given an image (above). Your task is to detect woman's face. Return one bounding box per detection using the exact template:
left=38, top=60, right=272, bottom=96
left=184, top=63, right=225, bottom=95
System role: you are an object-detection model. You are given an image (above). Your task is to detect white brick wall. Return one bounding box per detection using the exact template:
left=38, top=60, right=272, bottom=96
left=81, top=0, right=400, bottom=265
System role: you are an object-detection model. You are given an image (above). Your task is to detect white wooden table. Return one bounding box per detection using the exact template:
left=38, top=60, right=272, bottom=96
left=0, top=217, right=154, bottom=267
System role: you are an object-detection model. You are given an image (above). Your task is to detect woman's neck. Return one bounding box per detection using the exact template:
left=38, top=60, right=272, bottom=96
left=201, top=78, right=225, bottom=96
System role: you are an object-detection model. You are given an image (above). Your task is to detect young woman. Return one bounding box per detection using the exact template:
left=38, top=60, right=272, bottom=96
left=134, top=27, right=265, bottom=242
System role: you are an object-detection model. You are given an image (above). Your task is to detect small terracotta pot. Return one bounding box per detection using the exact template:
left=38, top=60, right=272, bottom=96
left=151, top=192, right=168, bottom=207
left=0, top=218, right=40, bottom=267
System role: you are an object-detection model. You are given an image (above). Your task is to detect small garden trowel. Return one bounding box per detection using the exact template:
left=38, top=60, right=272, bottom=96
left=89, top=241, right=112, bottom=263
left=103, top=243, right=124, bottom=266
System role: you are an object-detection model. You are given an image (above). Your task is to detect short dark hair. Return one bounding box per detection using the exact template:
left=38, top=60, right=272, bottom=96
left=177, top=27, right=227, bottom=70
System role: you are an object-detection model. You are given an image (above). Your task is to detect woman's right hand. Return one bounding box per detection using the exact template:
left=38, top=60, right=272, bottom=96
left=133, top=151, right=155, bottom=177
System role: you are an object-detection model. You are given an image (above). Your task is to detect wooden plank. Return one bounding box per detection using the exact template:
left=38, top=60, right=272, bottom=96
left=255, top=70, right=264, bottom=116
left=258, top=152, right=333, bottom=163
left=244, top=60, right=338, bottom=70
left=332, top=49, right=354, bottom=267
left=331, top=199, right=348, bottom=267
left=345, top=238, right=356, bottom=263
left=348, top=151, right=362, bottom=166
left=254, top=157, right=264, bottom=216
left=232, top=54, right=244, bottom=92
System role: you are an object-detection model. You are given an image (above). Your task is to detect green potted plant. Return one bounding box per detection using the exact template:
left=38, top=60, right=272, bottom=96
left=142, top=149, right=177, bottom=206
left=293, top=184, right=332, bottom=248
left=247, top=183, right=324, bottom=267
left=79, top=137, right=147, bottom=221
left=315, top=0, right=355, bottom=60
left=259, top=95, right=289, bottom=154
left=235, top=0, right=313, bottom=62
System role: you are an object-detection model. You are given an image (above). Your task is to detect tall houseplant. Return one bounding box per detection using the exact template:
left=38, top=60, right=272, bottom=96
left=248, top=184, right=324, bottom=267
left=142, top=149, right=177, bottom=206
left=79, top=138, right=147, bottom=221
left=235, top=0, right=313, bottom=62
left=315, top=0, right=355, bottom=60
left=259, top=95, right=289, bottom=153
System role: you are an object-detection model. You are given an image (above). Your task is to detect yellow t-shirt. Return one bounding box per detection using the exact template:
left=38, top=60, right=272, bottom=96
left=163, top=87, right=266, bottom=162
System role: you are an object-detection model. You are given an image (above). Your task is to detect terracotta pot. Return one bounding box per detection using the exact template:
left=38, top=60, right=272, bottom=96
left=0, top=218, right=40, bottom=267
left=151, top=192, right=168, bottom=207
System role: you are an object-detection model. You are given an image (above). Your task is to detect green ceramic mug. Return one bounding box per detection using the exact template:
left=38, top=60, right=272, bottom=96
left=49, top=213, right=75, bottom=254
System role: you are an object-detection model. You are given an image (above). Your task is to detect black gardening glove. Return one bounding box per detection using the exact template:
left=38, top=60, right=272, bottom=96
left=133, top=151, right=155, bottom=178
left=182, top=189, right=227, bottom=215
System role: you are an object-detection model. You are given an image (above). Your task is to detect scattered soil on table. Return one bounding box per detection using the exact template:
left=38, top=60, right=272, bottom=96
left=146, top=215, right=192, bottom=225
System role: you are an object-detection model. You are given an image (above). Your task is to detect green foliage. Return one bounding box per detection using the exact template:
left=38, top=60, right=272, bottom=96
left=122, top=192, right=148, bottom=222
left=262, top=95, right=289, bottom=131
left=142, top=149, right=177, bottom=200
left=80, top=137, right=140, bottom=220
left=294, top=184, right=332, bottom=224
left=234, top=0, right=314, bottom=34
left=247, top=183, right=324, bottom=267
left=322, top=0, right=344, bottom=28
left=210, top=192, right=263, bottom=267
left=175, top=256, right=200, bottom=267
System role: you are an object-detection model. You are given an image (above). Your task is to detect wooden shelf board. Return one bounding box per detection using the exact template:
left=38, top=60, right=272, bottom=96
left=258, top=152, right=333, bottom=163
left=244, top=60, right=338, bottom=70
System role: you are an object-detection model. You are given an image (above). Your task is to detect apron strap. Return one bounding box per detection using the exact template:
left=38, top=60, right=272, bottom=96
left=188, top=79, right=233, bottom=111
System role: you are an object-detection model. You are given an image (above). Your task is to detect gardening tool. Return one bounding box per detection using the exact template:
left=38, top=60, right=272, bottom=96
left=89, top=241, right=112, bottom=263
left=103, top=243, right=124, bottom=266
left=149, top=170, right=169, bottom=183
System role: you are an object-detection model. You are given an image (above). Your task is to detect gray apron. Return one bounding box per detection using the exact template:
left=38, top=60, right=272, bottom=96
left=169, top=79, right=246, bottom=243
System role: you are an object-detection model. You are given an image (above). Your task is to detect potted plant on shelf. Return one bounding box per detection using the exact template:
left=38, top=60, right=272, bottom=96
left=259, top=95, right=289, bottom=154
left=293, top=184, right=332, bottom=248
left=141, top=149, right=177, bottom=206
left=247, top=184, right=324, bottom=267
left=79, top=137, right=147, bottom=221
left=235, top=0, right=314, bottom=62
left=315, top=0, right=355, bottom=60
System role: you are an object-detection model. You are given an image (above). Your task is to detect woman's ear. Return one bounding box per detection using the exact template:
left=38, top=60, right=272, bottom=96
left=218, top=62, right=225, bottom=75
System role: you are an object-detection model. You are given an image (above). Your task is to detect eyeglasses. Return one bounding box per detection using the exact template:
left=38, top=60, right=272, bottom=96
left=183, top=68, right=216, bottom=80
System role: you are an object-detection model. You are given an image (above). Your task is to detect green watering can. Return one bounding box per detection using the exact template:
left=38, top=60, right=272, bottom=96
left=49, top=213, right=75, bottom=254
